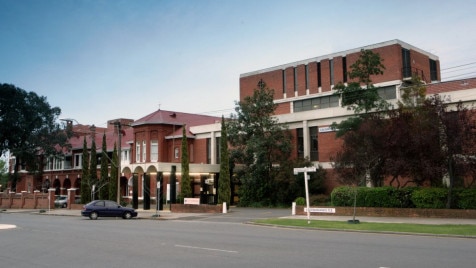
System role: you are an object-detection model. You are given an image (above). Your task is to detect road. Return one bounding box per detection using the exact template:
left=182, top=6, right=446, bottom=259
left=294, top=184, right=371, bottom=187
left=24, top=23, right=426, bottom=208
left=1, top=212, right=475, bottom=268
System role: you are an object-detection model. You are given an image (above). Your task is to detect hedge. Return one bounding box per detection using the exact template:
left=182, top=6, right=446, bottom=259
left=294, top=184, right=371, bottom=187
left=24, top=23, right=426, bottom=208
left=330, top=186, right=476, bottom=209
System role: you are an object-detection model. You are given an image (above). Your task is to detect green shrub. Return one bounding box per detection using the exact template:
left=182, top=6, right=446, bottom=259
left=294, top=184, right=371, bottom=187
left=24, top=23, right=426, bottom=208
left=294, top=197, right=306, bottom=206
left=330, top=186, right=355, bottom=206
left=411, top=188, right=447, bottom=209
left=454, top=188, right=476, bottom=209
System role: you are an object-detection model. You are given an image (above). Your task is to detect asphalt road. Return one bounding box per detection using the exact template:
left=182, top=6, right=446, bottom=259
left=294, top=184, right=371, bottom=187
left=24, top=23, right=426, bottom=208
left=1, top=212, right=475, bottom=268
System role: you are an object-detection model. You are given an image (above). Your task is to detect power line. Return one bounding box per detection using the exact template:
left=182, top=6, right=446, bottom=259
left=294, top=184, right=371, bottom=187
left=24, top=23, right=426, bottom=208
left=442, top=61, right=476, bottom=71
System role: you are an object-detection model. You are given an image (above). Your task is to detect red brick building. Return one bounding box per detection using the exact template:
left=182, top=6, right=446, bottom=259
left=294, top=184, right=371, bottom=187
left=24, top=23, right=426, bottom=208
left=239, top=39, right=476, bottom=189
left=5, top=39, right=476, bottom=208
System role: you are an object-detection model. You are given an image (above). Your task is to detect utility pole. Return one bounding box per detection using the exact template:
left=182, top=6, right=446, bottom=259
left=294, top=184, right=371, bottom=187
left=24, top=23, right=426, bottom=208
left=117, top=121, right=122, bottom=204
left=110, top=120, right=122, bottom=204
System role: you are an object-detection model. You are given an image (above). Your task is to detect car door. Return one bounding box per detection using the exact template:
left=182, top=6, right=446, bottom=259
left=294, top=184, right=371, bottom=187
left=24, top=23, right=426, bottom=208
left=105, top=201, right=122, bottom=217
left=93, top=201, right=107, bottom=217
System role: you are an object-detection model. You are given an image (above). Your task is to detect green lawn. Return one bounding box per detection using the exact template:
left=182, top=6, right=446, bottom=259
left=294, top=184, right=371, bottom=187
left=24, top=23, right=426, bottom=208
left=253, top=218, right=476, bottom=236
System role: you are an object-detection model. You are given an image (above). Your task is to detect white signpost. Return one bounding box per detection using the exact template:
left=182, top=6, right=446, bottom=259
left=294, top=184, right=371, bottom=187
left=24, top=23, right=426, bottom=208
left=293, top=167, right=316, bottom=224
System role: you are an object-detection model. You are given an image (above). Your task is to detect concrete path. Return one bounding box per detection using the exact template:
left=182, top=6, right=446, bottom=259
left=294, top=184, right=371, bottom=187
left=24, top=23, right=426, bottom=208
left=2, top=207, right=476, bottom=225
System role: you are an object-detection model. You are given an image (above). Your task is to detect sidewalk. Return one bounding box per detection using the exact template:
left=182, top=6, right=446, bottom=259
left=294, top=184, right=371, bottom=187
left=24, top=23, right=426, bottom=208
left=2, top=208, right=476, bottom=225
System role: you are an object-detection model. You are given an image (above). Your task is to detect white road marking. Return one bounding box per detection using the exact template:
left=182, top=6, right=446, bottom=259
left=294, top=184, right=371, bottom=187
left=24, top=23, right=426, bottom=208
left=175, top=244, right=238, bottom=253
left=0, top=224, right=17, bottom=230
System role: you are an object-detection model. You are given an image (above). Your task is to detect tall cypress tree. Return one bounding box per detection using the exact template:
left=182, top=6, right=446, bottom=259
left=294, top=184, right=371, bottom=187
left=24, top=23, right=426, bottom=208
left=89, top=137, right=97, bottom=200
left=179, top=125, right=192, bottom=201
left=99, top=132, right=109, bottom=200
left=80, top=136, right=90, bottom=204
left=109, top=143, right=118, bottom=203
left=218, top=116, right=231, bottom=206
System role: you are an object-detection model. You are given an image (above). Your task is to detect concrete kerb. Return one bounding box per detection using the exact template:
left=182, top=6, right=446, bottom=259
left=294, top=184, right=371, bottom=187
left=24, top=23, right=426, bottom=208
left=3, top=208, right=476, bottom=225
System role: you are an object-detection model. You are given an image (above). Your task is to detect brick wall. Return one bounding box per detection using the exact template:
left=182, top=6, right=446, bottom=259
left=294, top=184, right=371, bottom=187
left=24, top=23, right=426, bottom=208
left=295, top=205, right=476, bottom=219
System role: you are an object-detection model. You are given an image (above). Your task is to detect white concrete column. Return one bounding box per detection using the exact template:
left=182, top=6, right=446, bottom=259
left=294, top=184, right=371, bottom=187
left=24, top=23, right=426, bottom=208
left=210, top=131, right=216, bottom=164
left=303, top=120, right=310, bottom=159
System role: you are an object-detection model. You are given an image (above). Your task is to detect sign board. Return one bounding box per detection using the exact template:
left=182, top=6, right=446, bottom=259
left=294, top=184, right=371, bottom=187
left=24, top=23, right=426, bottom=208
left=319, top=127, right=335, bottom=133
left=184, top=198, right=200, bottom=205
left=293, top=167, right=317, bottom=175
left=304, top=207, right=336, bottom=213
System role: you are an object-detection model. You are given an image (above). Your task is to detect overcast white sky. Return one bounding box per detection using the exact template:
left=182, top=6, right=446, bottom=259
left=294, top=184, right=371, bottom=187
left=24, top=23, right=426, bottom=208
left=1, top=0, right=476, bottom=127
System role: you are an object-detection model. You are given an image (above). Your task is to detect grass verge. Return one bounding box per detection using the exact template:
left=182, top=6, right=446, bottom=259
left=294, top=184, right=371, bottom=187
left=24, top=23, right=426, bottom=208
left=253, top=218, right=476, bottom=236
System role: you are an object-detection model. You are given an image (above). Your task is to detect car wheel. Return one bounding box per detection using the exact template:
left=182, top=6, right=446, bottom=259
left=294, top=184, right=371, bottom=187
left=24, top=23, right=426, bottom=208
left=89, top=212, right=98, bottom=220
left=123, top=211, right=132, bottom=219
left=62, top=203, right=67, bottom=208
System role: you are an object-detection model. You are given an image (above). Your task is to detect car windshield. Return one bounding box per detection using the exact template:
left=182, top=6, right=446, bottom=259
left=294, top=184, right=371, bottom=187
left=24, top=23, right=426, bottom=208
left=57, top=196, right=67, bottom=200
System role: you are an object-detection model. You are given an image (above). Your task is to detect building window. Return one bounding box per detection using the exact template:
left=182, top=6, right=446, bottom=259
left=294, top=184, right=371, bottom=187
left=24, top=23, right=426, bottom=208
left=310, top=127, right=318, bottom=161
left=142, top=140, right=146, bottom=162
left=297, top=128, right=304, bottom=159
left=282, top=69, right=286, bottom=93
left=54, top=157, right=63, bottom=170
left=377, top=85, right=397, bottom=100
left=122, top=150, right=129, bottom=162
left=136, top=142, right=140, bottom=162
left=174, top=147, right=179, bottom=159
left=317, top=62, right=322, bottom=88
left=343, top=57, right=347, bottom=83
left=305, top=64, right=309, bottom=89
left=74, top=154, right=82, bottom=168
left=402, top=48, right=411, bottom=78
left=150, top=140, right=158, bottom=162
left=430, top=59, right=438, bottom=81
left=293, top=95, right=339, bottom=112
left=189, top=144, right=194, bottom=162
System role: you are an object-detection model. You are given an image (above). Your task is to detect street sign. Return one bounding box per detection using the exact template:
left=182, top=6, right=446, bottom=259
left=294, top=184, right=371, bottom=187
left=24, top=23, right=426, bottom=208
left=304, top=207, right=336, bottom=213
left=293, top=167, right=316, bottom=174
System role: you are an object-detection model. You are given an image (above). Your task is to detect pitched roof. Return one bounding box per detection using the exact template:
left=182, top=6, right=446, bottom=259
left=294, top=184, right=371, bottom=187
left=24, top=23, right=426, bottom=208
left=133, top=109, right=221, bottom=128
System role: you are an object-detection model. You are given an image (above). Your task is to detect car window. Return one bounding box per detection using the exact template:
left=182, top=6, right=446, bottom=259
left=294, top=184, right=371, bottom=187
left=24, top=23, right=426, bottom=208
left=105, top=201, right=118, bottom=208
left=95, top=201, right=105, bottom=207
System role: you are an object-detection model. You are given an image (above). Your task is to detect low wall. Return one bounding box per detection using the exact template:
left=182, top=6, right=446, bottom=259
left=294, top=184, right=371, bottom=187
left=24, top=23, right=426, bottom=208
left=295, top=206, right=476, bottom=219
left=171, top=204, right=222, bottom=213
left=0, top=190, right=55, bottom=210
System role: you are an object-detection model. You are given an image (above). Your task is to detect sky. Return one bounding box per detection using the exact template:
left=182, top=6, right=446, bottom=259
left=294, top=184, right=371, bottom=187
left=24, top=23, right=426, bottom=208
left=1, top=0, right=476, bottom=128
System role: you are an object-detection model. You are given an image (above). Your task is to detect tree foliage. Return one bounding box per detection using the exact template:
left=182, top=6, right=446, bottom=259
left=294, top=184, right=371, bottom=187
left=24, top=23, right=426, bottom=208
left=333, top=49, right=389, bottom=114
left=332, top=53, right=476, bottom=208
left=89, top=136, right=98, bottom=199
left=99, top=132, right=109, bottom=200
left=109, top=143, right=118, bottom=203
left=218, top=116, right=231, bottom=206
left=80, top=136, right=90, bottom=204
left=332, top=50, right=389, bottom=186
left=0, top=83, right=69, bottom=190
left=179, top=125, right=192, bottom=201
left=228, top=80, right=292, bottom=206
left=0, top=158, right=8, bottom=191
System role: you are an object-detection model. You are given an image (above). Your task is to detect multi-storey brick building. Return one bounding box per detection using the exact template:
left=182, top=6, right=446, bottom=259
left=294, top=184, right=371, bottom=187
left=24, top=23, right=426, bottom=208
left=5, top=39, right=476, bottom=209
left=239, top=39, right=475, bottom=189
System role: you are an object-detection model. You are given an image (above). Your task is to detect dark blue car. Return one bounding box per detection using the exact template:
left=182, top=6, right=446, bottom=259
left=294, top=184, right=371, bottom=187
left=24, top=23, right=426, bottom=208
left=81, top=200, right=138, bottom=220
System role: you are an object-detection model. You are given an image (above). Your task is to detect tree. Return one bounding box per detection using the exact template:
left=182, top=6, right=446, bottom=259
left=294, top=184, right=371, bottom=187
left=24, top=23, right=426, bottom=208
left=331, top=50, right=389, bottom=186
left=80, top=136, right=90, bottom=204
left=333, top=49, right=389, bottom=115
left=217, top=116, right=231, bottom=206
left=0, top=158, right=8, bottom=192
left=89, top=136, right=98, bottom=200
left=99, top=132, right=109, bottom=200
left=0, top=84, right=69, bottom=191
left=228, top=80, right=292, bottom=206
left=109, top=143, right=118, bottom=203
left=179, top=125, right=192, bottom=201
